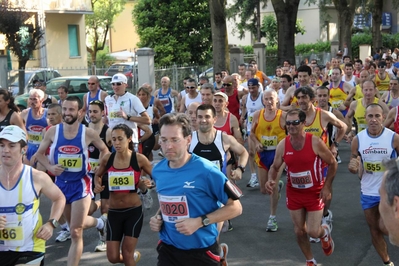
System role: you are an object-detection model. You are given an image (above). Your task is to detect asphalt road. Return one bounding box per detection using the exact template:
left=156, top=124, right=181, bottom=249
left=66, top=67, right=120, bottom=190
left=41, top=141, right=399, bottom=266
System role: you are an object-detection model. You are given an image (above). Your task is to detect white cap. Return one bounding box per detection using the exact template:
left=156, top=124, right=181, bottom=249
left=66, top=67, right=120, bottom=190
left=111, top=73, right=128, bottom=84
left=214, top=92, right=228, bottom=102
left=0, top=125, right=27, bottom=144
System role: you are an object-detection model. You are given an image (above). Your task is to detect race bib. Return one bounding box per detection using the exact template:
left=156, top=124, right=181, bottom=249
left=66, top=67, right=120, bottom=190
left=58, top=154, right=83, bottom=172
left=289, top=170, right=314, bottom=189
left=109, top=106, right=124, bottom=123
left=0, top=221, right=24, bottom=247
left=89, top=158, right=99, bottom=173
left=261, top=135, right=277, bottom=150
left=331, top=100, right=343, bottom=108
left=159, top=98, right=170, bottom=106
left=28, top=131, right=42, bottom=145
left=158, top=194, right=189, bottom=223
left=108, top=171, right=135, bottom=191
left=364, top=161, right=385, bottom=173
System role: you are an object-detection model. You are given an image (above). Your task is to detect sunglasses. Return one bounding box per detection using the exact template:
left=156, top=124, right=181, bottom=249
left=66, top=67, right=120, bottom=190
left=88, top=82, right=96, bottom=85
left=222, top=83, right=232, bottom=87
left=112, top=82, right=122, bottom=86
left=186, top=86, right=196, bottom=89
left=286, top=120, right=301, bottom=126
left=34, top=83, right=43, bottom=87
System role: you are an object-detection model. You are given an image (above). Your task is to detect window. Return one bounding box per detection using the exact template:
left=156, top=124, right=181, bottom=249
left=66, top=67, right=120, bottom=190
left=68, top=25, right=80, bottom=57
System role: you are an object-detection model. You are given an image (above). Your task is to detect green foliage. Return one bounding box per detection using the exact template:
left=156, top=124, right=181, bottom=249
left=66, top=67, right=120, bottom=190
left=295, top=41, right=330, bottom=54
left=133, top=0, right=212, bottom=66
left=351, top=32, right=399, bottom=58
left=226, top=0, right=268, bottom=40
left=88, top=46, right=116, bottom=68
left=261, top=14, right=306, bottom=47
left=86, top=0, right=126, bottom=62
left=240, top=45, right=254, bottom=54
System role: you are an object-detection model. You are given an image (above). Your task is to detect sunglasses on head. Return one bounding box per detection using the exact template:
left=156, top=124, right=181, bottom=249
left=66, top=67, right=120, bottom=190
left=286, top=120, right=301, bottom=126
left=89, top=100, right=104, bottom=107
left=112, top=82, right=122, bottom=86
left=186, top=86, right=196, bottom=89
left=222, top=83, right=232, bottom=87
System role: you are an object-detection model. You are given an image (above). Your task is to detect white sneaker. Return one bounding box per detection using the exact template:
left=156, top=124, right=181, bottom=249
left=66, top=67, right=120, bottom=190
left=55, top=229, right=71, bottom=242
left=322, top=210, right=333, bottom=232
left=134, top=251, right=141, bottom=262
left=247, top=174, right=259, bottom=188
left=94, top=240, right=106, bottom=252
left=309, top=237, right=320, bottom=243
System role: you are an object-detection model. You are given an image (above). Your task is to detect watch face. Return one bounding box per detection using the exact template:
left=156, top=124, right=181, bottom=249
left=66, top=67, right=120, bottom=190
left=203, top=218, right=210, bottom=226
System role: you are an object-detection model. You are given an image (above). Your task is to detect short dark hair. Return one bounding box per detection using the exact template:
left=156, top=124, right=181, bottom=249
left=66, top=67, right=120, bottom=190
left=89, top=100, right=104, bottom=111
left=47, top=103, right=62, bottom=114
left=343, top=55, right=351, bottom=60
left=159, top=113, right=191, bottom=138
left=199, top=76, right=209, bottom=82
left=187, top=78, right=196, bottom=84
left=280, top=74, right=292, bottom=83
left=316, top=86, right=330, bottom=96
left=57, top=85, right=69, bottom=94
left=196, top=104, right=216, bottom=117
left=382, top=158, right=399, bottom=205
left=297, top=65, right=312, bottom=76
left=65, top=95, right=83, bottom=110
left=355, top=59, right=363, bottom=65
left=345, top=63, right=354, bottom=69
left=294, top=86, right=316, bottom=100
left=215, top=72, right=222, bottom=78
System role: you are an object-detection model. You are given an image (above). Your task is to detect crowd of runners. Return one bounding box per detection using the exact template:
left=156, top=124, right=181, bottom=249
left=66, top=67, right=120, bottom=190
left=1, top=50, right=399, bottom=266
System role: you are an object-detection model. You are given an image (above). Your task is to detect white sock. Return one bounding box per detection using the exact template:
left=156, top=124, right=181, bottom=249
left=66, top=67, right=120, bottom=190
left=306, top=258, right=317, bottom=265
left=269, top=215, right=276, bottom=219
left=251, top=173, right=257, bottom=177
left=96, top=217, right=104, bottom=230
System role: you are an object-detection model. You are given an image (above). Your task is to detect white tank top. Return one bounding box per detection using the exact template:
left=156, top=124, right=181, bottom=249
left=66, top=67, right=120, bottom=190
left=0, top=165, right=45, bottom=252
left=278, top=88, right=285, bottom=105
left=357, top=128, right=396, bottom=196
left=246, top=92, right=264, bottom=132
left=342, top=75, right=356, bottom=87
left=184, top=93, right=202, bottom=108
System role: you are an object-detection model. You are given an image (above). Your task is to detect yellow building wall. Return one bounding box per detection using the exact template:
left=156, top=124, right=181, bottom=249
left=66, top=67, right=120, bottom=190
left=110, top=1, right=139, bottom=53
left=44, top=13, right=88, bottom=75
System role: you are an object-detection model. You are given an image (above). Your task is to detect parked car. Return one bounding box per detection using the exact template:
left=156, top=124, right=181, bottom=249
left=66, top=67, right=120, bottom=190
left=8, top=69, right=61, bottom=96
left=199, top=67, right=214, bottom=84
left=104, top=62, right=138, bottom=88
left=14, top=75, right=113, bottom=110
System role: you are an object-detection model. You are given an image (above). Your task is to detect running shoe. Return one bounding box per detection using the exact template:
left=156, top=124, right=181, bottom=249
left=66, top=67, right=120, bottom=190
left=383, top=262, right=394, bottom=266
left=220, top=243, right=229, bottom=266
left=266, top=217, right=278, bottom=232
left=321, top=224, right=334, bottom=256
left=309, top=237, right=320, bottom=243
left=306, top=261, right=317, bottom=266
left=94, top=240, right=106, bottom=252
left=98, top=215, right=107, bottom=242
left=278, top=180, right=284, bottom=200
left=227, top=220, right=233, bottom=231
left=134, top=251, right=141, bottom=262
left=322, top=210, right=333, bottom=232
left=158, top=151, right=164, bottom=158
left=55, top=229, right=71, bottom=242
left=336, top=154, right=342, bottom=164
left=247, top=174, right=257, bottom=187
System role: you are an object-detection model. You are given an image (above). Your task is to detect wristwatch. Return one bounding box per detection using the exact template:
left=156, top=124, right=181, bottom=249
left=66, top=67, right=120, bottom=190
left=333, top=141, right=339, bottom=147
left=47, top=219, right=59, bottom=228
left=126, top=115, right=131, bottom=121
left=237, top=165, right=245, bottom=173
left=201, top=215, right=210, bottom=227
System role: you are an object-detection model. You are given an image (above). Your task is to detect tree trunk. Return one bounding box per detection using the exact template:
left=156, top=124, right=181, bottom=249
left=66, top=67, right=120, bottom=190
left=271, top=0, right=300, bottom=65
left=18, top=60, right=27, bottom=95
left=333, top=0, right=356, bottom=58
left=209, top=0, right=229, bottom=73
left=256, top=1, right=261, bottom=42
left=371, top=0, right=383, bottom=53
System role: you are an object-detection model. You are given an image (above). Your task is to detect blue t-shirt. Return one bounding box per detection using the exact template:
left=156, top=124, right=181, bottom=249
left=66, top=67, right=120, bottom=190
left=152, top=153, right=228, bottom=250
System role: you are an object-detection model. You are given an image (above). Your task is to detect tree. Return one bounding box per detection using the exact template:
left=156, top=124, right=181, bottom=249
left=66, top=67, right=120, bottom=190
left=261, top=14, right=305, bottom=47
left=271, top=0, right=300, bottom=65
left=133, top=0, right=212, bottom=66
left=0, top=0, right=44, bottom=95
left=209, top=0, right=229, bottom=73
left=369, top=0, right=383, bottom=54
left=331, top=0, right=357, bottom=58
left=226, top=0, right=268, bottom=42
left=85, top=0, right=126, bottom=65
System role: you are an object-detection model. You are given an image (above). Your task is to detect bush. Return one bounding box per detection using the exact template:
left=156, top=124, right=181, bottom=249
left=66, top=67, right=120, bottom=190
left=351, top=33, right=399, bottom=58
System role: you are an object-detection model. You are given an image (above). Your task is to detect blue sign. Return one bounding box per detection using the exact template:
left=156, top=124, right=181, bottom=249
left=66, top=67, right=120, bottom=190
left=382, top=12, right=391, bottom=29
